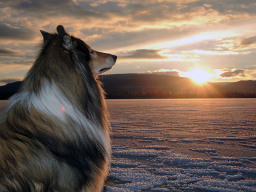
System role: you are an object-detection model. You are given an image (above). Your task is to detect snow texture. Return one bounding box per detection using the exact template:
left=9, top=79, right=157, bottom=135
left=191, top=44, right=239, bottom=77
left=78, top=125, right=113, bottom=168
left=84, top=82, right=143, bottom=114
left=105, top=99, right=256, bottom=192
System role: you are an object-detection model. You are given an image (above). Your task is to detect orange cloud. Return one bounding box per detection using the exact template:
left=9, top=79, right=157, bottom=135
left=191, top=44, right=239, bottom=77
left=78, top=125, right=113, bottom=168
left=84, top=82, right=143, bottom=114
left=215, top=68, right=256, bottom=81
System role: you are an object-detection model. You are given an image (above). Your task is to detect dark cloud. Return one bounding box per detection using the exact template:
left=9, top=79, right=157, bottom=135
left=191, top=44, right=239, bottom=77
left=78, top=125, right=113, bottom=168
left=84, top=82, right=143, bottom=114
left=119, top=49, right=166, bottom=59
left=220, top=69, right=246, bottom=77
left=188, top=0, right=256, bottom=15
left=127, top=2, right=177, bottom=23
left=0, top=58, right=33, bottom=66
left=0, top=23, right=35, bottom=40
left=241, top=36, right=256, bottom=47
left=0, top=48, right=16, bottom=56
left=2, top=0, right=256, bottom=26
left=125, top=0, right=256, bottom=24
left=15, top=0, right=74, bottom=11
left=8, top=0, right=115, bottom=21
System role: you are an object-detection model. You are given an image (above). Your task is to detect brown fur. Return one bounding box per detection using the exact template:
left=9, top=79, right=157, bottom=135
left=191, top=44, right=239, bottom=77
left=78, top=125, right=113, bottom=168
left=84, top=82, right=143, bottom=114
left=0, top=25, right=116, bottom=192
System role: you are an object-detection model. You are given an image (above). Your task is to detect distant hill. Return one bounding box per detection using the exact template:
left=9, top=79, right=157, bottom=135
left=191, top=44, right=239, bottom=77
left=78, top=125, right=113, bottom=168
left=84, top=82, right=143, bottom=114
left=0, top=74, right=256, bottom=99
left=216, top=80, right=256, bottom=98
left=100, top=73, right=193, bottom=92
left=0, top=81, right=22, bottom=100
left=100, top=74, right=256, bottom=98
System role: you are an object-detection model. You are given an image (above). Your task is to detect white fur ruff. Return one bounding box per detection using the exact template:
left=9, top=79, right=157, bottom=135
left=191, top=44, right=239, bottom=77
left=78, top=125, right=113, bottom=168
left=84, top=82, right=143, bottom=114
left=8, top=80, right=111, bottom=159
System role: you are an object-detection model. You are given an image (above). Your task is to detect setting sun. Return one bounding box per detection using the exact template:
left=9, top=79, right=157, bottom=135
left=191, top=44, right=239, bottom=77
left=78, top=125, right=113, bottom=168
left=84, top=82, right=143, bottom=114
left=185, top=68, right=213, bottom=84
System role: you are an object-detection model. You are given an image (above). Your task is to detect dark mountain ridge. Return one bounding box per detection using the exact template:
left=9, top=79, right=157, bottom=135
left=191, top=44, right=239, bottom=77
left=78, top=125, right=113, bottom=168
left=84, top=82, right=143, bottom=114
left=0, top=74, right=256, bottom=99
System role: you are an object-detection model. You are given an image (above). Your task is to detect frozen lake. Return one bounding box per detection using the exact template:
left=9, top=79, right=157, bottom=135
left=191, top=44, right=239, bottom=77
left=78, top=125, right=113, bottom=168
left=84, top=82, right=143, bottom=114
left=106, top=99, right=256, bottom=192
left=1, top=99, right=256, bottom=191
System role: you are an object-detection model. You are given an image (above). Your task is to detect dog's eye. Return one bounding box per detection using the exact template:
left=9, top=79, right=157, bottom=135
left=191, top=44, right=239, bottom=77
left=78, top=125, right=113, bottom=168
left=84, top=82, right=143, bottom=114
left=90, top=50, right=95, bottom=54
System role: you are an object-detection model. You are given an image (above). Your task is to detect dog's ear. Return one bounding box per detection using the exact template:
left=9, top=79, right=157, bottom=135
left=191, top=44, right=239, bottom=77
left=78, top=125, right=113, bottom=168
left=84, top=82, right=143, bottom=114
left=57, top=25, right=74, bottom=50
left=57, top=25, right=66, bottom=36
left=40, top=30, right=52, bottom=42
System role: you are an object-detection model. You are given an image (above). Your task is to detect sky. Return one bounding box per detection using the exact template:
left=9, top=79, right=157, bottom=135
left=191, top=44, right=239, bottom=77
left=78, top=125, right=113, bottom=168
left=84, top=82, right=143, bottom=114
left=0, top=0, right=256, bottom=85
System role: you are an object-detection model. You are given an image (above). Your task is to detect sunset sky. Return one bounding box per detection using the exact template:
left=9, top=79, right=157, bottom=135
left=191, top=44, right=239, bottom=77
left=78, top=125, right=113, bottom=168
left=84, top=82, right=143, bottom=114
left=1, top=0, right=256, bottom=85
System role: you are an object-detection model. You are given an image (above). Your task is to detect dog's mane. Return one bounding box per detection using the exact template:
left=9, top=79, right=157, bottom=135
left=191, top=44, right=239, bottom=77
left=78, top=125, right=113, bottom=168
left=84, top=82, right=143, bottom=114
left=19, top=33, right=109, bottom=129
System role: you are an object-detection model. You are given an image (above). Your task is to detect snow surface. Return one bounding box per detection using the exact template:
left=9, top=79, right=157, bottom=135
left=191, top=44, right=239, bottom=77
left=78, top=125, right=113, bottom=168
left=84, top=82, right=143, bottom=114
left=1, top=99, right=256, bottom=191
left=105, top=99, right=256, bottom=192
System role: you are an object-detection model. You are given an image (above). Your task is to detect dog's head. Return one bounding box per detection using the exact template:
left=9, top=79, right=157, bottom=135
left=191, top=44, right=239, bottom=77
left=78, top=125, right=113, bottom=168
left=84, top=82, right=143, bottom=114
left=40, top=25, right=117, bottom=75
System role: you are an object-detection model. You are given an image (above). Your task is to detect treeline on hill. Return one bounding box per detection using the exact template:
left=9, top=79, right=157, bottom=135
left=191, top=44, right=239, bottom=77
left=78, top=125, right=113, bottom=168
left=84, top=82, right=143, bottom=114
left=105, top=89, right=256, bottom=99
left=100, top=74, right=256, bottom=99
left=1, top=74, right=256, bottom=99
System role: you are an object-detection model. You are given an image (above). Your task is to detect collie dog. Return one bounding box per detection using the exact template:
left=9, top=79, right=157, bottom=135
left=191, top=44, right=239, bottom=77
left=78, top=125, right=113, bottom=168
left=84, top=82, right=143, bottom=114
left=0, top=25, right=116, bottom=192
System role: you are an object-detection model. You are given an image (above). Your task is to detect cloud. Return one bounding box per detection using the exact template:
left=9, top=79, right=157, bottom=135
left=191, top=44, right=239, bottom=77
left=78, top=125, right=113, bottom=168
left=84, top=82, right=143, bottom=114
left=146, top=69, right=182, bottom=76
left=185, top=49, right=238, bottom=55
left=1, top=0, right=255, bottom=48
left=90, top=25, right=203, bottom=51
left=189, top=0, right=256, bottom=15
left=15, top=0, right=74, bottom=10
left=0, top=0, right=256, bottom=81
left=241, top=36, right=256, bottom=47
left=0, top=23, right=35, bottom=40
left=9, top=0, right=119, bottom=22
left=0, top=58, right=33, bottom=66
left=215, top=68, right=256, bottom=81
left=218, top=68, right=256, bottom=79
left=3, top=0, right=252, bottom=36
left=119, top=49, right=167, bottom=59
left=220, top=69, right=246, bottom=77
left=0, top=48, right=17, bottom=56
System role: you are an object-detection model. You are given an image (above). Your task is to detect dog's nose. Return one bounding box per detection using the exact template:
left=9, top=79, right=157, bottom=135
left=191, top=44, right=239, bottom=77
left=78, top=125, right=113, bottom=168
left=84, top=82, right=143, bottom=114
left=112, top=55, right=117, bottom=62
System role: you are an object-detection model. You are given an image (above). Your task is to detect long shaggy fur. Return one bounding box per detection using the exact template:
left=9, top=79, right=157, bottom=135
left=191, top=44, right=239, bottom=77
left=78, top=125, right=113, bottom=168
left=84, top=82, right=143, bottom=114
left=0, top=25, right=116, bottom=192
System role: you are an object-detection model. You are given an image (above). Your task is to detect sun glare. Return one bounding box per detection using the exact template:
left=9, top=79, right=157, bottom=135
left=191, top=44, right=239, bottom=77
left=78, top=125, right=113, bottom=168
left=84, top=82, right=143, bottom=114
left=185, top=68, right=213, bottom=84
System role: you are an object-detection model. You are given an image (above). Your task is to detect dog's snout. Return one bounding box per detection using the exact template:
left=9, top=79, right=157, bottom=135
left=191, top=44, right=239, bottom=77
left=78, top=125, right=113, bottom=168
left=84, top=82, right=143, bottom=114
left=112, top=55, right=117, bottom=62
